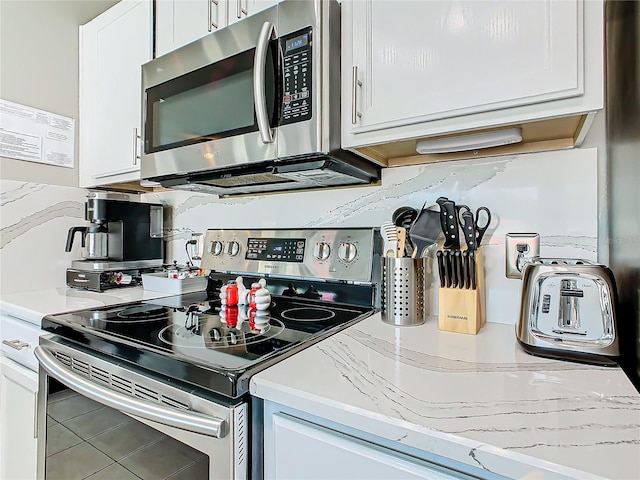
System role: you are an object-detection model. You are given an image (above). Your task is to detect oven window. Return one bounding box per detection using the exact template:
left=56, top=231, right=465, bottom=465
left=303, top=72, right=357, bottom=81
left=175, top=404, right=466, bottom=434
left=145, top=41, right=279, bottom=154
left=44, top=385, right=209, bottom=479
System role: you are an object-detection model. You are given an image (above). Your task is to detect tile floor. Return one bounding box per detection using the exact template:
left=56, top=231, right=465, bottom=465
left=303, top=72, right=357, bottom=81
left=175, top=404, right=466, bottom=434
left=45, top=390, right=209, bottom=480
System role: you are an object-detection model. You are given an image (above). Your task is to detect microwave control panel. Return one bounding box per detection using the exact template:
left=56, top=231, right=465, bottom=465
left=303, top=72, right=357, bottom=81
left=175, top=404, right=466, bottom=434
left=281, top=27, right=312, bottom=125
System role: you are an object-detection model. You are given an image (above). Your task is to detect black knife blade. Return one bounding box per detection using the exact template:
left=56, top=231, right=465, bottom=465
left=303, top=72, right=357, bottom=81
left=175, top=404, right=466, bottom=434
left=436, top=197, right=460, bottom=250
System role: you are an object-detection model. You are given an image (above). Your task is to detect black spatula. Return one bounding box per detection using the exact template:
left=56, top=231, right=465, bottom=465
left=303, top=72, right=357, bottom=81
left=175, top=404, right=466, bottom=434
left=408, top=204, right=442, bottom=258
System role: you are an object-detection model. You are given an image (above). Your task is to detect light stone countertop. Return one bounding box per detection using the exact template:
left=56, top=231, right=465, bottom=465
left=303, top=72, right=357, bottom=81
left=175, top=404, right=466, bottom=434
left=250, top=314, right=640, bottom=480
left=0, top=287, right=175, bottom=325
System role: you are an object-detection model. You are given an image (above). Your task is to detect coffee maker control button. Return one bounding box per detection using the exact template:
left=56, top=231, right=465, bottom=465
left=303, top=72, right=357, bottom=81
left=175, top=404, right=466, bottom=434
left=209, top=241, right=223, bottom=256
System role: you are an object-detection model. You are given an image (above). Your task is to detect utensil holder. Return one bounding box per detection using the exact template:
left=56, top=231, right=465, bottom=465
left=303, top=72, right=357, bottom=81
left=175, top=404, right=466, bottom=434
left=438, top=248, right=486, bottom=334
left=381, top=257, right=426, bottom=326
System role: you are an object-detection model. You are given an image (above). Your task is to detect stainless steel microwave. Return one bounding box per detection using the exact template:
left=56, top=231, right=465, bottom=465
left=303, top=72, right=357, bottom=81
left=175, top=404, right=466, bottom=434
left=140, top=0, right=379, bottom=196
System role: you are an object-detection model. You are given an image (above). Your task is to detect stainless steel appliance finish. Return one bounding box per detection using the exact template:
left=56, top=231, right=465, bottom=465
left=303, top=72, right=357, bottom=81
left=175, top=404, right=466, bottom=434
left=140, top=0, right=379, bottom=196
left=201, top=228, right=379, bottom=284
left=40, top=227, right=382, bottom=479
left=516, top=258, right=620, bottom=365
left=605, top=1, right=640, bottom=388
left=35, top=337, right=246, bottom=480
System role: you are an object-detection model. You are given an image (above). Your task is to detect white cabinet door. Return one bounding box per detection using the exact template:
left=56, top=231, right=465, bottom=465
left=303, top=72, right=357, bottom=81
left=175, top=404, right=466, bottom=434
left=227, top=0, right=280, bottom=26
left=266, top=413, right=466, bottom=480
left=342, top=0, right=603, bottom=148
left=156, top=0, right=228, bottom=57
left=79, top=0, right=152, bottom=188
left=0, top=357, right=39, bottom=480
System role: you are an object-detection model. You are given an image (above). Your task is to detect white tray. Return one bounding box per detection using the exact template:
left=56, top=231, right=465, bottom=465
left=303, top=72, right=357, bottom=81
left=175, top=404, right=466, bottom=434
left=141, top=273, right=208, bottom=294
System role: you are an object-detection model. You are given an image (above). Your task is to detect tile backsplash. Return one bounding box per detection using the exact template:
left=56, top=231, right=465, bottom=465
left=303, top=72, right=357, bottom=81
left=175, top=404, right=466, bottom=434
left=1, top=147, right=598, bottom=325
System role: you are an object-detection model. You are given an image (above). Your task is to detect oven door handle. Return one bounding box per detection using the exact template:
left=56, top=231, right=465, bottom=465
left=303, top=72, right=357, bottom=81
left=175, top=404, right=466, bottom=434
left=254, top=21, right=276, bottom=144
left=34, top=346, right=228, bottom=438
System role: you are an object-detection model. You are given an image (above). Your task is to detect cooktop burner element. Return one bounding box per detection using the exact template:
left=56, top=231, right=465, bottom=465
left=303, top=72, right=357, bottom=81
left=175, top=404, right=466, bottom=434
left=43, top=228, right=382, bottom=399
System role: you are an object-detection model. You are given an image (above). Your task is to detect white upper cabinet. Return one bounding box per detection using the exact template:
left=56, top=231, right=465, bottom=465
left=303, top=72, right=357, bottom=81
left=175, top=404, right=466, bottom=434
left=342, top=0, right=604, bottom=151
left=156, top=0, right=228, bottom=57
left=156, top=0, right=280, bottom=58
left=79, top=0, right=152, bottom=188
left=227, top=0, right=281, bottom=26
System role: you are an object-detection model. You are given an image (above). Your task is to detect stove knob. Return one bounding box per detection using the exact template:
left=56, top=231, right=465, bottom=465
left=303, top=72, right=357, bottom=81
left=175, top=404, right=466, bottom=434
left=225, top=241, right=241, bottom=256
left=312, top=242, right=331, bottom=261
left=228, top=331, right=238, bottom=345
left=338, top=242, right=358, bottom=263
left=209, top=241, right=223, bottom=256
left=209, top=328, right=221, bottom=342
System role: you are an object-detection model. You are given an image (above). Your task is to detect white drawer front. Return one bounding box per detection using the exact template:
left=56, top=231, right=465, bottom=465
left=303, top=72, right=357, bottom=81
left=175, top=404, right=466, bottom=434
left=0, top=315, right=45, bottom=372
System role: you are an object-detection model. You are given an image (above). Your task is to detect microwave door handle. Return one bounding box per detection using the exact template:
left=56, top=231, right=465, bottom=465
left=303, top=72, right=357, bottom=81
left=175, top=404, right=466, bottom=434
left=254, top=21, right=276, bottom=144
left=34, top=346, right=228, bottom=438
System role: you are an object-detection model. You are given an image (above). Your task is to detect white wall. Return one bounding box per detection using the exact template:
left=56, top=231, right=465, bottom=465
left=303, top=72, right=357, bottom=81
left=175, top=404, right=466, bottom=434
left=0, top=0, right=118, bottom=187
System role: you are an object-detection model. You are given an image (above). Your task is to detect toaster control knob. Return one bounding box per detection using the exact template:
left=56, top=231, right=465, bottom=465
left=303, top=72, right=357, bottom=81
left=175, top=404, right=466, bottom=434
left=313, top=242, right=331, bottom=261
left=338, top=242, right=357, bottom=263
left=209, top=241, right=223, bottom=256
left=226, top=241, right=241, bottom=257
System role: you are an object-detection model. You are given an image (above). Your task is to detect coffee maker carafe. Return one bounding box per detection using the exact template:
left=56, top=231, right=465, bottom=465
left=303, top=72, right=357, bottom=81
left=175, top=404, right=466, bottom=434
left=65, top=192, right=165, bottom=291
left=65, top=224, right=108, bottom=260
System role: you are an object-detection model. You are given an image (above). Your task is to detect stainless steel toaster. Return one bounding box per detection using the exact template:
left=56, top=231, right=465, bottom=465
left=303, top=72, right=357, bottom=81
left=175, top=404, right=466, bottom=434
left=516, top=258, right=620, bottom=366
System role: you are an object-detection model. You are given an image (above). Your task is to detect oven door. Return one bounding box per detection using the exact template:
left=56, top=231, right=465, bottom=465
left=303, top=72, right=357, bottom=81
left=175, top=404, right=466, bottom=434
left=141, top=7, right=280, bottom=180
left=34, top=336, right=247, bottom=480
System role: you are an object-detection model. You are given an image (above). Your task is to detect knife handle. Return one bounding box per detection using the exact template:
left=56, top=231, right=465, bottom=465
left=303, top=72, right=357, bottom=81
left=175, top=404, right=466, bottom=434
left=469, top=251, right=477, bottom=290
left=449, top=250, right=458, bottom=288
left=460, top=209, right=477, bottom=252
left=436, top=250, right=445, bottom=287
left=438, top=199, right=460, bottom=250
left=442, top=250, right=451, bottom=288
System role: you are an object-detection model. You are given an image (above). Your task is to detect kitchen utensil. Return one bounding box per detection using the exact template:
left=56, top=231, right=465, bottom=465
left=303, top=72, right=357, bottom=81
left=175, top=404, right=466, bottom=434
left=381, top=221, right=398, bottom=257
left=457, top=205, right=491, bottom=250
left=392, top=206, right=419, bottom=229
left=408, top=204, right=442, bottom=258
left=396, top=227, right=407, bottom=258
left=516, top=258, right=620, bottom=366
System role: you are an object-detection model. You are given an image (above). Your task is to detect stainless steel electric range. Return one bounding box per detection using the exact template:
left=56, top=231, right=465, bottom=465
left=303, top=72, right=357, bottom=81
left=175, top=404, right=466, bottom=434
left=35, top=228, right=381, bottom=480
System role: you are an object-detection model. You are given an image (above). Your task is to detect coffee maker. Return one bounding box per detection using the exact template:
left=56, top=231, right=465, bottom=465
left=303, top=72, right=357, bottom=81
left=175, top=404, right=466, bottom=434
left=65, top=192, right=165, bottom=291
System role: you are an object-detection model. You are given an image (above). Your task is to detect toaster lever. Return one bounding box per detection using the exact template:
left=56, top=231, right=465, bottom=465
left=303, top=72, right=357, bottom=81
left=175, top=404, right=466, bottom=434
left=559, top=279, right=583, bottom=330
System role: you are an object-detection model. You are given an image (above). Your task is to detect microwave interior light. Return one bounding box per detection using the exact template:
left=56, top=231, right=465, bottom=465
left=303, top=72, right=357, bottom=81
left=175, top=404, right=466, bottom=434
left=415, top=127, right=523, bottom=154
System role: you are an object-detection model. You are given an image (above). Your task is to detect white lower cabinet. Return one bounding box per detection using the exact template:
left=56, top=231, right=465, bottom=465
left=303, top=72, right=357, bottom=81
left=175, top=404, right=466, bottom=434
left=263, top=402, right=482, bottom=480
left=0, top=356, right=38, bottom=480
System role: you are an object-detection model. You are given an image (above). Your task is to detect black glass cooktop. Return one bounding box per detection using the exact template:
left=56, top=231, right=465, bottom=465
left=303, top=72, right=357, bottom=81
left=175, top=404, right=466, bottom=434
left=42, top=291, right=373, bottom=399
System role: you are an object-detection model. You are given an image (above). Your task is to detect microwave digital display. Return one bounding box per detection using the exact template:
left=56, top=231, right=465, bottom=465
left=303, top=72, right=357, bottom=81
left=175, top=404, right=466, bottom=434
left=285, top=33, right=309, bottom=53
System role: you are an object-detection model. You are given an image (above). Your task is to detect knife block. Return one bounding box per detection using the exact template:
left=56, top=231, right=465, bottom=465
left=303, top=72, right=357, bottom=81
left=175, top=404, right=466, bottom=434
left=437, top=248, right=486, bottom=335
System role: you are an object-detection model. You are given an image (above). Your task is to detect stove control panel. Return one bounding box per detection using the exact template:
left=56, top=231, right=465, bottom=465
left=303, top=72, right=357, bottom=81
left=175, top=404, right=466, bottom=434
left=201, top=228, right=381, bottom=283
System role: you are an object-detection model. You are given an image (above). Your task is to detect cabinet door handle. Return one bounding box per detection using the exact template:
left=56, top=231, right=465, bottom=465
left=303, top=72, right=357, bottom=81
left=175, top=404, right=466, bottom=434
left=237, top=0, right=242, bottom=19
left=351, top=66, right=363, bottom=125
left=242, top=0, right=248, bottom=16
left=209, top=0, right=219, bottom=31
left=2, top=339, right=30, bottom=350
left=132, top=127, right=141, bottom=166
